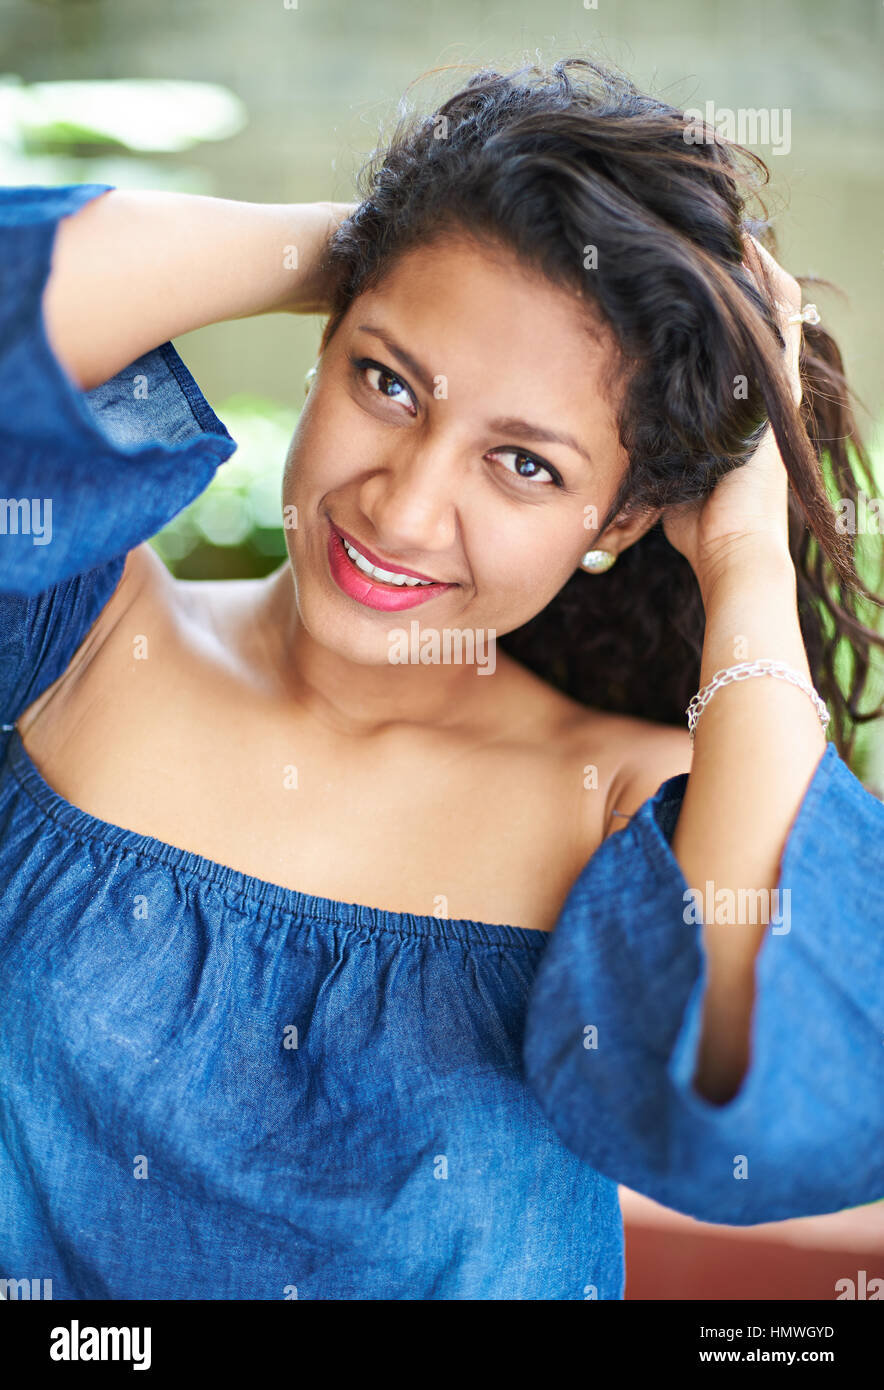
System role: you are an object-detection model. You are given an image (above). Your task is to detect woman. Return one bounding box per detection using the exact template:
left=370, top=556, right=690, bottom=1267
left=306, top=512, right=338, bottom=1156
left=1, top=58, right=882, bottom=1301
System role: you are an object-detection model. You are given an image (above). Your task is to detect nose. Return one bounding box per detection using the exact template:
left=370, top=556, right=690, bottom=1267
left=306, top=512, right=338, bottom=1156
left=358, top=437, right=461, bottom=567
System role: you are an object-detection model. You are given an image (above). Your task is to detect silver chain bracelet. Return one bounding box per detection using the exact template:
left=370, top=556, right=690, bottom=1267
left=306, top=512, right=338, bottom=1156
left=686, top=659, right=831, bottom=746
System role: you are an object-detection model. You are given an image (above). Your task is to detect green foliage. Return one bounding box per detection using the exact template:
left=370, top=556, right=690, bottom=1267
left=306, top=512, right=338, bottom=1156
left=150, top=395, right=296, bottom=579
left=818, top=427, right=884, bottom=786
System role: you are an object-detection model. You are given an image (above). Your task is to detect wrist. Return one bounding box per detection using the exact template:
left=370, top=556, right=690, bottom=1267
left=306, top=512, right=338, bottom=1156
left=696, top=533, right=795, bottom=611
left=695, top=539, right=813, bottom=697
left=276, top=201, right=353, bottom=315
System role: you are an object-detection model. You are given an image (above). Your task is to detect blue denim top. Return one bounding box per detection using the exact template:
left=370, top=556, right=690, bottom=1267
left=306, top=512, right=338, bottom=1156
left=1, top=185, right=882, bottom=1301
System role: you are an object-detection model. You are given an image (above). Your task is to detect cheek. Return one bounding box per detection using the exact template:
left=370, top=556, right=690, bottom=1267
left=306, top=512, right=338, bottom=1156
left=468, top=519, right=582, bottom=627
left=282, top=396, right=353, bottom=507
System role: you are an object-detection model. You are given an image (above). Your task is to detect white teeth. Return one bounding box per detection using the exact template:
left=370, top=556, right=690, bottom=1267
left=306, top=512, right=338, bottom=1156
left=341, top=536, right=434, bottom=586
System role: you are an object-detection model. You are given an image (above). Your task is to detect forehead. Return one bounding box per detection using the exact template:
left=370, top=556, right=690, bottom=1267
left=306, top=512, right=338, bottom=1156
left=343, top=232, right=625, bottom=416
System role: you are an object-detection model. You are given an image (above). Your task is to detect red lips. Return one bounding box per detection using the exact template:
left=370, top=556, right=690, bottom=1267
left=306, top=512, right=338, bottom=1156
left=326, top=520, right=454, bottom=612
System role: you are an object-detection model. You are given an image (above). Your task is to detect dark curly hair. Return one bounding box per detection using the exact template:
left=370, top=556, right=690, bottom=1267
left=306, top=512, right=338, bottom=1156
left=318, top=56, right=884, bottom=764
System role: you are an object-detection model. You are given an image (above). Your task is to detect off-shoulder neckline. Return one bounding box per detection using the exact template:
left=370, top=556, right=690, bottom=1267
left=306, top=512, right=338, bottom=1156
left=4, top=728, right=548, bottom=949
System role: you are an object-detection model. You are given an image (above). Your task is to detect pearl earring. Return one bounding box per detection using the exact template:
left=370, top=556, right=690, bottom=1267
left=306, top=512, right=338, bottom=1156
left=304, top=364, right=318, bottom=395
left=579, top=548, right=617, bottom=574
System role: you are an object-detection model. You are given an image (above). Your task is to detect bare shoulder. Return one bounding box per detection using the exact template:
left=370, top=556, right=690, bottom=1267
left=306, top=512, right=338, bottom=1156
left=17, top=541, right=171, bottom=739
left=599, top=711, right=693, bottom=836
left=491, top=655, right=693, bottom=849
left=558, top=702, right=693, bottom=843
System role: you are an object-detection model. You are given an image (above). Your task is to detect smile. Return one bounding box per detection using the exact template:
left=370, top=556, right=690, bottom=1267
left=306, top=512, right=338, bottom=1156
left=326, top=519, right=455, bottom=612
left=341, top=535, right=434, bottom=586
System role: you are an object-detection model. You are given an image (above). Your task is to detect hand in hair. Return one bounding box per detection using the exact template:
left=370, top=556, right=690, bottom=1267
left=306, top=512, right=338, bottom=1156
left=660, top=235, right=802, bottom=597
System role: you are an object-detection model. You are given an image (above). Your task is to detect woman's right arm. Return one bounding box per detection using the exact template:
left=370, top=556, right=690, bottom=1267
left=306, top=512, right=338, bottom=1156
left=43, top=190, right=352, bottom=390
left=1, top=183, right=348, bottom=743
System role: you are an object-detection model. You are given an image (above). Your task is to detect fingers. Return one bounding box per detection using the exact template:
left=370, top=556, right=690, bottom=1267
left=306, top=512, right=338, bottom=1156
left=741, top=233, right=803, bottom=407
left=742, top=234, right=801, bottom=320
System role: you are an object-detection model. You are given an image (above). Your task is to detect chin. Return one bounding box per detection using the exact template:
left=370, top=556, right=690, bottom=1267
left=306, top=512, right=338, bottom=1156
left=297, top=591, right=410, bottom=667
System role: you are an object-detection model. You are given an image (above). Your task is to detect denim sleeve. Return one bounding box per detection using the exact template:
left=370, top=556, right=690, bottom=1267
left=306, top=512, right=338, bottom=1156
left=0, top=183, right=237, bottom=746
left=523, top=742, right=884, bottom=1224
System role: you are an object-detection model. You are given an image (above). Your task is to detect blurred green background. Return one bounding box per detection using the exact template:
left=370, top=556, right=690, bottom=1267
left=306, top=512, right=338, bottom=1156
left=2, top=0, right=882, bottom=779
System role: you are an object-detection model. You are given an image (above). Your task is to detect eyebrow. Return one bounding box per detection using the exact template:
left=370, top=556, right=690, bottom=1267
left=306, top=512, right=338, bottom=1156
left=355, top=322, right=594, bottom=469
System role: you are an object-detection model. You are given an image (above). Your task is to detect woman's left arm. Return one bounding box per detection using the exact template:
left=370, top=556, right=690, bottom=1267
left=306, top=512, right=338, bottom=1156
left=659, top=241, right=826, bottom=1105
left=670, top=539, right=824, bottom=1105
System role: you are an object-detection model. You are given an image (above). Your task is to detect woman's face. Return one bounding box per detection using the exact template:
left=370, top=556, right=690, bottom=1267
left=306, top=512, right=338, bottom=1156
left=282, top=233, right=651, bottom=666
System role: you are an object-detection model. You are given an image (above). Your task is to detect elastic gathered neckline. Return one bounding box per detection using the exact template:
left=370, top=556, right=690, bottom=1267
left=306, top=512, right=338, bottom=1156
left=4, top=728, right=547, bottom=949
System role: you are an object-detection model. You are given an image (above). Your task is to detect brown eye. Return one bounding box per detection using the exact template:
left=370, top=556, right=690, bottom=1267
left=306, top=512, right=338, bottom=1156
left=359, top=360, right=417, bottom=415
left=488, top=448, right=561, bottom=487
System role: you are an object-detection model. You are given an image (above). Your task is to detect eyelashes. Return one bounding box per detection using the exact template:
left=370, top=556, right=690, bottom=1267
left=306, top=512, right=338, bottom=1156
left=352, top=357, right=417, bottom=415
left=485, top=448, right=561, bottom=487
left=348, top=354, right=565, bottom=489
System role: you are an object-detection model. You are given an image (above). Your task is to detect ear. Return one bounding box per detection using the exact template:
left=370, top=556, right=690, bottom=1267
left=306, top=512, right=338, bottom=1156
left=596, top=504, right=664, bottom=557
